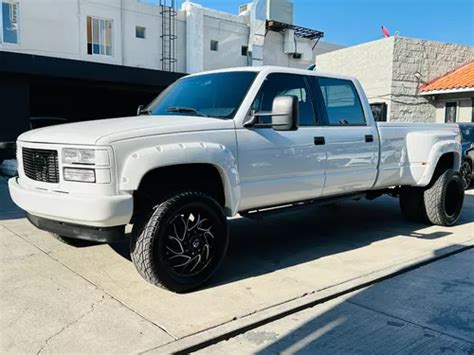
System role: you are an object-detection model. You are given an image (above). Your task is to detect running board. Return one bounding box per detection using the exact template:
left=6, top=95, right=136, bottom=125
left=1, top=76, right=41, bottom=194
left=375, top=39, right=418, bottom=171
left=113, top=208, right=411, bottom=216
left=240, top=193, right=367, bottom=220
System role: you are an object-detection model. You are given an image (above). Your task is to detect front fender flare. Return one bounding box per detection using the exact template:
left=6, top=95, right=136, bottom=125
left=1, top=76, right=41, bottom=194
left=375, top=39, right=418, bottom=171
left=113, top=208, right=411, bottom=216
left=119, top=142, right=240, bottom=216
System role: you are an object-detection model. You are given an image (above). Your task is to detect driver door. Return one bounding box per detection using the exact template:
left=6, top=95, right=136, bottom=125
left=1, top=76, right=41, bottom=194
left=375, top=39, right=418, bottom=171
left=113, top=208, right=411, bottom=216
left=237, top=73, right=327, bottom=211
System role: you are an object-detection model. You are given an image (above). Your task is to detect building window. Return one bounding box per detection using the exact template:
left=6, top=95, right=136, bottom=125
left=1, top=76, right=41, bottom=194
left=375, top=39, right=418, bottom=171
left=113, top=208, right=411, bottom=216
left=1, top=2, right=19, bottom=44
left=136, top=26, right=146, bottom=39
left=87, top=16, right=112, bottom=56
left=210, top=40, right=218, bottom=51
left=445, top=102, right=457, bottom=123
left=241, top=45, right=248, bottom=56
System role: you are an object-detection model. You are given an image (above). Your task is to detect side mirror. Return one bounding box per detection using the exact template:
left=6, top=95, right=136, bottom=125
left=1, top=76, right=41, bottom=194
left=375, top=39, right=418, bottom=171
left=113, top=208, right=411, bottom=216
left=137, top=105, right=144, bottom=116
left=245, top=95, right=299, bottom=131
left=271, top=96, right=299, bottom=131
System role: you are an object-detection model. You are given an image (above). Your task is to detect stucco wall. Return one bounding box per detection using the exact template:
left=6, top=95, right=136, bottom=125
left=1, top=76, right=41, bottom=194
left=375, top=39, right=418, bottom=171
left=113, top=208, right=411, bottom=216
left=390, top=37, right=474, bottom=122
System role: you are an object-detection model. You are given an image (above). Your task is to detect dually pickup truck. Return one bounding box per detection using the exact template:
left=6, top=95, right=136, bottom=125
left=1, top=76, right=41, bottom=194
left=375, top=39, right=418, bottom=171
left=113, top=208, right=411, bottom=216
left=9, top=67, right=465, bottom=292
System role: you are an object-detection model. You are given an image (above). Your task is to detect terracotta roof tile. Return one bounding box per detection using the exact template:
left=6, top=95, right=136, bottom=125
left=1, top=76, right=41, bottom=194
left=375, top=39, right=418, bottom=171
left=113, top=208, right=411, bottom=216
left=420, top=61, right=474, bottom=92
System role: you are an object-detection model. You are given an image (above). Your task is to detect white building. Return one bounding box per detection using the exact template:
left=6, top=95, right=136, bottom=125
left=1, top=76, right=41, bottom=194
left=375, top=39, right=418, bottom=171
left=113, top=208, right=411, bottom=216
left=0, top=0, right=344, bottom=156
left=315, top=36, right=474, bottom=123
left=0, top=0, right=343, bottom=73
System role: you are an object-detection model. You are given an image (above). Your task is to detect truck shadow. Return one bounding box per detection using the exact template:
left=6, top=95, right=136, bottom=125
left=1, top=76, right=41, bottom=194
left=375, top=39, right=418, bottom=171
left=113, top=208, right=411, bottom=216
left=109, top=194, right=473, bottom=289
left=248, top=244, right=474, bottom=354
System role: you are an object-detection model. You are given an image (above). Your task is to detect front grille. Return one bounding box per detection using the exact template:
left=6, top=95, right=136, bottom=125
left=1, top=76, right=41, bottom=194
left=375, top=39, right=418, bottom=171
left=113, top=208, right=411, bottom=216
left=22, top=148, right=60, bottom=183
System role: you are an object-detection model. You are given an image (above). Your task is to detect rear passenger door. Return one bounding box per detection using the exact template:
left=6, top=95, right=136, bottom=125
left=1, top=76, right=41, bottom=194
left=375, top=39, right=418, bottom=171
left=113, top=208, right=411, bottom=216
left=309, top=76, right=378, bottom=196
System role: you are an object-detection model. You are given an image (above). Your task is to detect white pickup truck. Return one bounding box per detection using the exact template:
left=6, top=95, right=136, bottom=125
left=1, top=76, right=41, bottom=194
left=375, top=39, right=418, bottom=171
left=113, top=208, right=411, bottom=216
left=9, top=66, right=465, bottom=292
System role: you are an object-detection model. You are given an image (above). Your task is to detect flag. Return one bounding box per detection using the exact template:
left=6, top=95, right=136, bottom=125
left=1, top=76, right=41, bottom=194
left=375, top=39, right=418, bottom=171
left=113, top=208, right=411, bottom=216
left=381, top=25, right=391, bottom=38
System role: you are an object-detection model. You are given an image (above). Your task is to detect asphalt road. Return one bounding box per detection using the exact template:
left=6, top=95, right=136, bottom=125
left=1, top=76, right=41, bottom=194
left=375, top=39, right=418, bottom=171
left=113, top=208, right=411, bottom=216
left=1, top=175, right=473, bottom=354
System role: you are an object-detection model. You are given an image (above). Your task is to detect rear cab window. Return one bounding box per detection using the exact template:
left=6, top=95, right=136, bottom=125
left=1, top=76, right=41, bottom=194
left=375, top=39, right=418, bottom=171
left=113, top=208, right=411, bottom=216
left=310, top=77, right=367, bottom=126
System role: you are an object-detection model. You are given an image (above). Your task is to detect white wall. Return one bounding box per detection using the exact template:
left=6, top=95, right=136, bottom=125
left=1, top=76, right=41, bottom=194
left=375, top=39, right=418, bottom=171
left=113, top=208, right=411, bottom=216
left=0, top=0, right=82, bottom=60
left=434, top=98, right=474, bottom=123
left=201, top=8, right=249, bottom=71
left=0, top=0, right=342, bottom=74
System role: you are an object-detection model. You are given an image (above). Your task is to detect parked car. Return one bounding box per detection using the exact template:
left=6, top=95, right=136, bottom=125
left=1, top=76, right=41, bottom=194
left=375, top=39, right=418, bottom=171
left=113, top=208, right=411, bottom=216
left=458, top=123, right=474, bottom=189
left=9, top=67, right=465, bottom=292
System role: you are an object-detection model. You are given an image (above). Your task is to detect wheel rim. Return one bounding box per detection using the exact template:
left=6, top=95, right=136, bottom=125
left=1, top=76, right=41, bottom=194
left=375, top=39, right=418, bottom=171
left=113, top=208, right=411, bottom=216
left=161, top=207, right=218, bottom=277
left=460, top=161, right=472, bottom=188
left=444, top=180, right=463, bottom=219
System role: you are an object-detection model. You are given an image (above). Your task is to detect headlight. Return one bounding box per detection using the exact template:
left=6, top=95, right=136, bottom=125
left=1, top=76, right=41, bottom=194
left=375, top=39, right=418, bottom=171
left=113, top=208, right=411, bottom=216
left=63, top=148, right=95, bottom=165
left=63, top=168, right=96, bottom=183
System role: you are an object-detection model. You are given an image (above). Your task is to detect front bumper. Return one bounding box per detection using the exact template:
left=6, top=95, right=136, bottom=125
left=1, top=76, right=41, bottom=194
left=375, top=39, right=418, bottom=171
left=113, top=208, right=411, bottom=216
left=27, top=213, right=125, bottom=243
left=8, top=177, right=133, bottom=228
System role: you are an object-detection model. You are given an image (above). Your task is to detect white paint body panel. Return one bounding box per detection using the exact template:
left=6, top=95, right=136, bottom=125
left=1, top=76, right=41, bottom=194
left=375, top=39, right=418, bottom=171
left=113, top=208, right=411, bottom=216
left=9, top=66, right=462, bottom=228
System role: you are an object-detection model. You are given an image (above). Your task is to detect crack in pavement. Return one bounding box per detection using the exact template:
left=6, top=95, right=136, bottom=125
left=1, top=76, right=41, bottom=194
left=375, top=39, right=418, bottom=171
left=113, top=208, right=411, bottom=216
left=2, top=224, right=178, bottom=343
left=36, top=297, right=106, bottom=355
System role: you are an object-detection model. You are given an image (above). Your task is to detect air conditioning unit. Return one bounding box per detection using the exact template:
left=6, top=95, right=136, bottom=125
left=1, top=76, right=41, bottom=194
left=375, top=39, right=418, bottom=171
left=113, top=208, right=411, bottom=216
left=268, top=0, right=294, bottom=24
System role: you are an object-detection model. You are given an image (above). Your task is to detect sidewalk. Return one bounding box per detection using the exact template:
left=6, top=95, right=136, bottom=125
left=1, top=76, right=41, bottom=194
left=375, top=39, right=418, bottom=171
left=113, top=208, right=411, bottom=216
left=1, top=179, right=473, bottom=354
left=200, top=249, right=474, bottom=354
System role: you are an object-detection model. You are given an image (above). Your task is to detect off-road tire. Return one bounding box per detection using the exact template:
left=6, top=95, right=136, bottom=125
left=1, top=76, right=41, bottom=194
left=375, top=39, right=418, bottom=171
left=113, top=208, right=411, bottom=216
left=130, top=191, right=229, bottom=293
left=50, top=233, right=97, bottom=247
left=399, top=186, right=427, bottom=223
left=423, top=169, right=464, bottom=226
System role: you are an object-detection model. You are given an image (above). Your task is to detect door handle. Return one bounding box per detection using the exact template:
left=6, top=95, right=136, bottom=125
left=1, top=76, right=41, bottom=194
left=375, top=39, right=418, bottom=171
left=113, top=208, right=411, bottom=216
left=314, top=136, right=326, bottom=145
left=365, top=135, right=374, bottom=143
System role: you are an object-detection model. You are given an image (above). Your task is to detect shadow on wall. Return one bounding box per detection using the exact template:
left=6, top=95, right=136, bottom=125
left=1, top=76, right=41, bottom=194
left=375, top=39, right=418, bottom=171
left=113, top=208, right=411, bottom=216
left=109, top=193, right=473, bottom=289
left=253, top=245, right=474, bottom=354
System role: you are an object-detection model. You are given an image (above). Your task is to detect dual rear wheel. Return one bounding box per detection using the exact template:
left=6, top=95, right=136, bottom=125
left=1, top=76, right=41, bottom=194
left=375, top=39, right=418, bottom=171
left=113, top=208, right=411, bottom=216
left=400, top=169, right=465, bottom=226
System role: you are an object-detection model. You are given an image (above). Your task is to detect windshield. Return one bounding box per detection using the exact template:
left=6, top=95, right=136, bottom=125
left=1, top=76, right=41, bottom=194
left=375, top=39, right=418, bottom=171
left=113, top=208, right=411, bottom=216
left=145, top=71, right=257, bottom=119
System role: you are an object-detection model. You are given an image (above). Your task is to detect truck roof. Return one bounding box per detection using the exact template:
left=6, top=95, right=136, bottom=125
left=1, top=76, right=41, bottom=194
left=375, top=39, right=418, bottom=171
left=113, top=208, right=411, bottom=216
left=186, top=65, right=358, bottom=82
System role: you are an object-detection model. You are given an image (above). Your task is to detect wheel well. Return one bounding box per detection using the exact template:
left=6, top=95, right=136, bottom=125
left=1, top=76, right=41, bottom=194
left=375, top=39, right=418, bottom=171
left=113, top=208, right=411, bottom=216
left=431, top=153, right=457, bottom=183
left=133, top=164, right=226, bottom=217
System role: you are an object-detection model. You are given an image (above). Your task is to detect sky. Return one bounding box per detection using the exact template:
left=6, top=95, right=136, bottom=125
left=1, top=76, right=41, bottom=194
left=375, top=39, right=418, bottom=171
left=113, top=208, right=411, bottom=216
left=154, top=0, right=474, bottom=46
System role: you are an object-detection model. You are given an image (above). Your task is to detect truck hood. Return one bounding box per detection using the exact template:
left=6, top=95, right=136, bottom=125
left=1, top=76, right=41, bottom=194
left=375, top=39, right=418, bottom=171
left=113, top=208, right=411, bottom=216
left=18, top=115, right=235, bottom=145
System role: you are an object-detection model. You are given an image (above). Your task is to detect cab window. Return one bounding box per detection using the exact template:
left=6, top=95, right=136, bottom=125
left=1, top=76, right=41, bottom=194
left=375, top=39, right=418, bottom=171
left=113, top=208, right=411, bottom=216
left=252, top=73, right=317, bottom=126
left=317, top=78, right=366, bottom=126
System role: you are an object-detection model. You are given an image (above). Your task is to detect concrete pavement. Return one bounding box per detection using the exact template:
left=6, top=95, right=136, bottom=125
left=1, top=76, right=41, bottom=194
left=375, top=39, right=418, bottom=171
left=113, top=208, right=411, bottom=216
left=200, top=249, right=474, bottom=354
left=1, top=175, right=473, bottom=354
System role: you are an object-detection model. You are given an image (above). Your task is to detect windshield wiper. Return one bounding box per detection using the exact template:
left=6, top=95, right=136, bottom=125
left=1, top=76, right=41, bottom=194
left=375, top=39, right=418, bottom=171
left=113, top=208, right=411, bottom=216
left=166, top=107, right=208, bottom=117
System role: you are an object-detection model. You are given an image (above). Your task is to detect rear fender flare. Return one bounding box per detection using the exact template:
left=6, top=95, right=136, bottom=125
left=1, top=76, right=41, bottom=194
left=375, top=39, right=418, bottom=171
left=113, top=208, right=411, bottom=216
left=417, top=141, right=462, bottom=186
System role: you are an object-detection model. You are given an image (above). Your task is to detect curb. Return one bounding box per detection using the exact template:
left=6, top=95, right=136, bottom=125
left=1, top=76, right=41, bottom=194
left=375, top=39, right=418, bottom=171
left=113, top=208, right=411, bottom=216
left=144, top=242, right=474, bottom=354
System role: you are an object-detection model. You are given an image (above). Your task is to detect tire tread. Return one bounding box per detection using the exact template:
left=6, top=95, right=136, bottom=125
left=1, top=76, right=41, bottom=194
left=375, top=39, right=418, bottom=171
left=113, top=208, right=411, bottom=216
left=130, top=191, right=227, bottom=292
